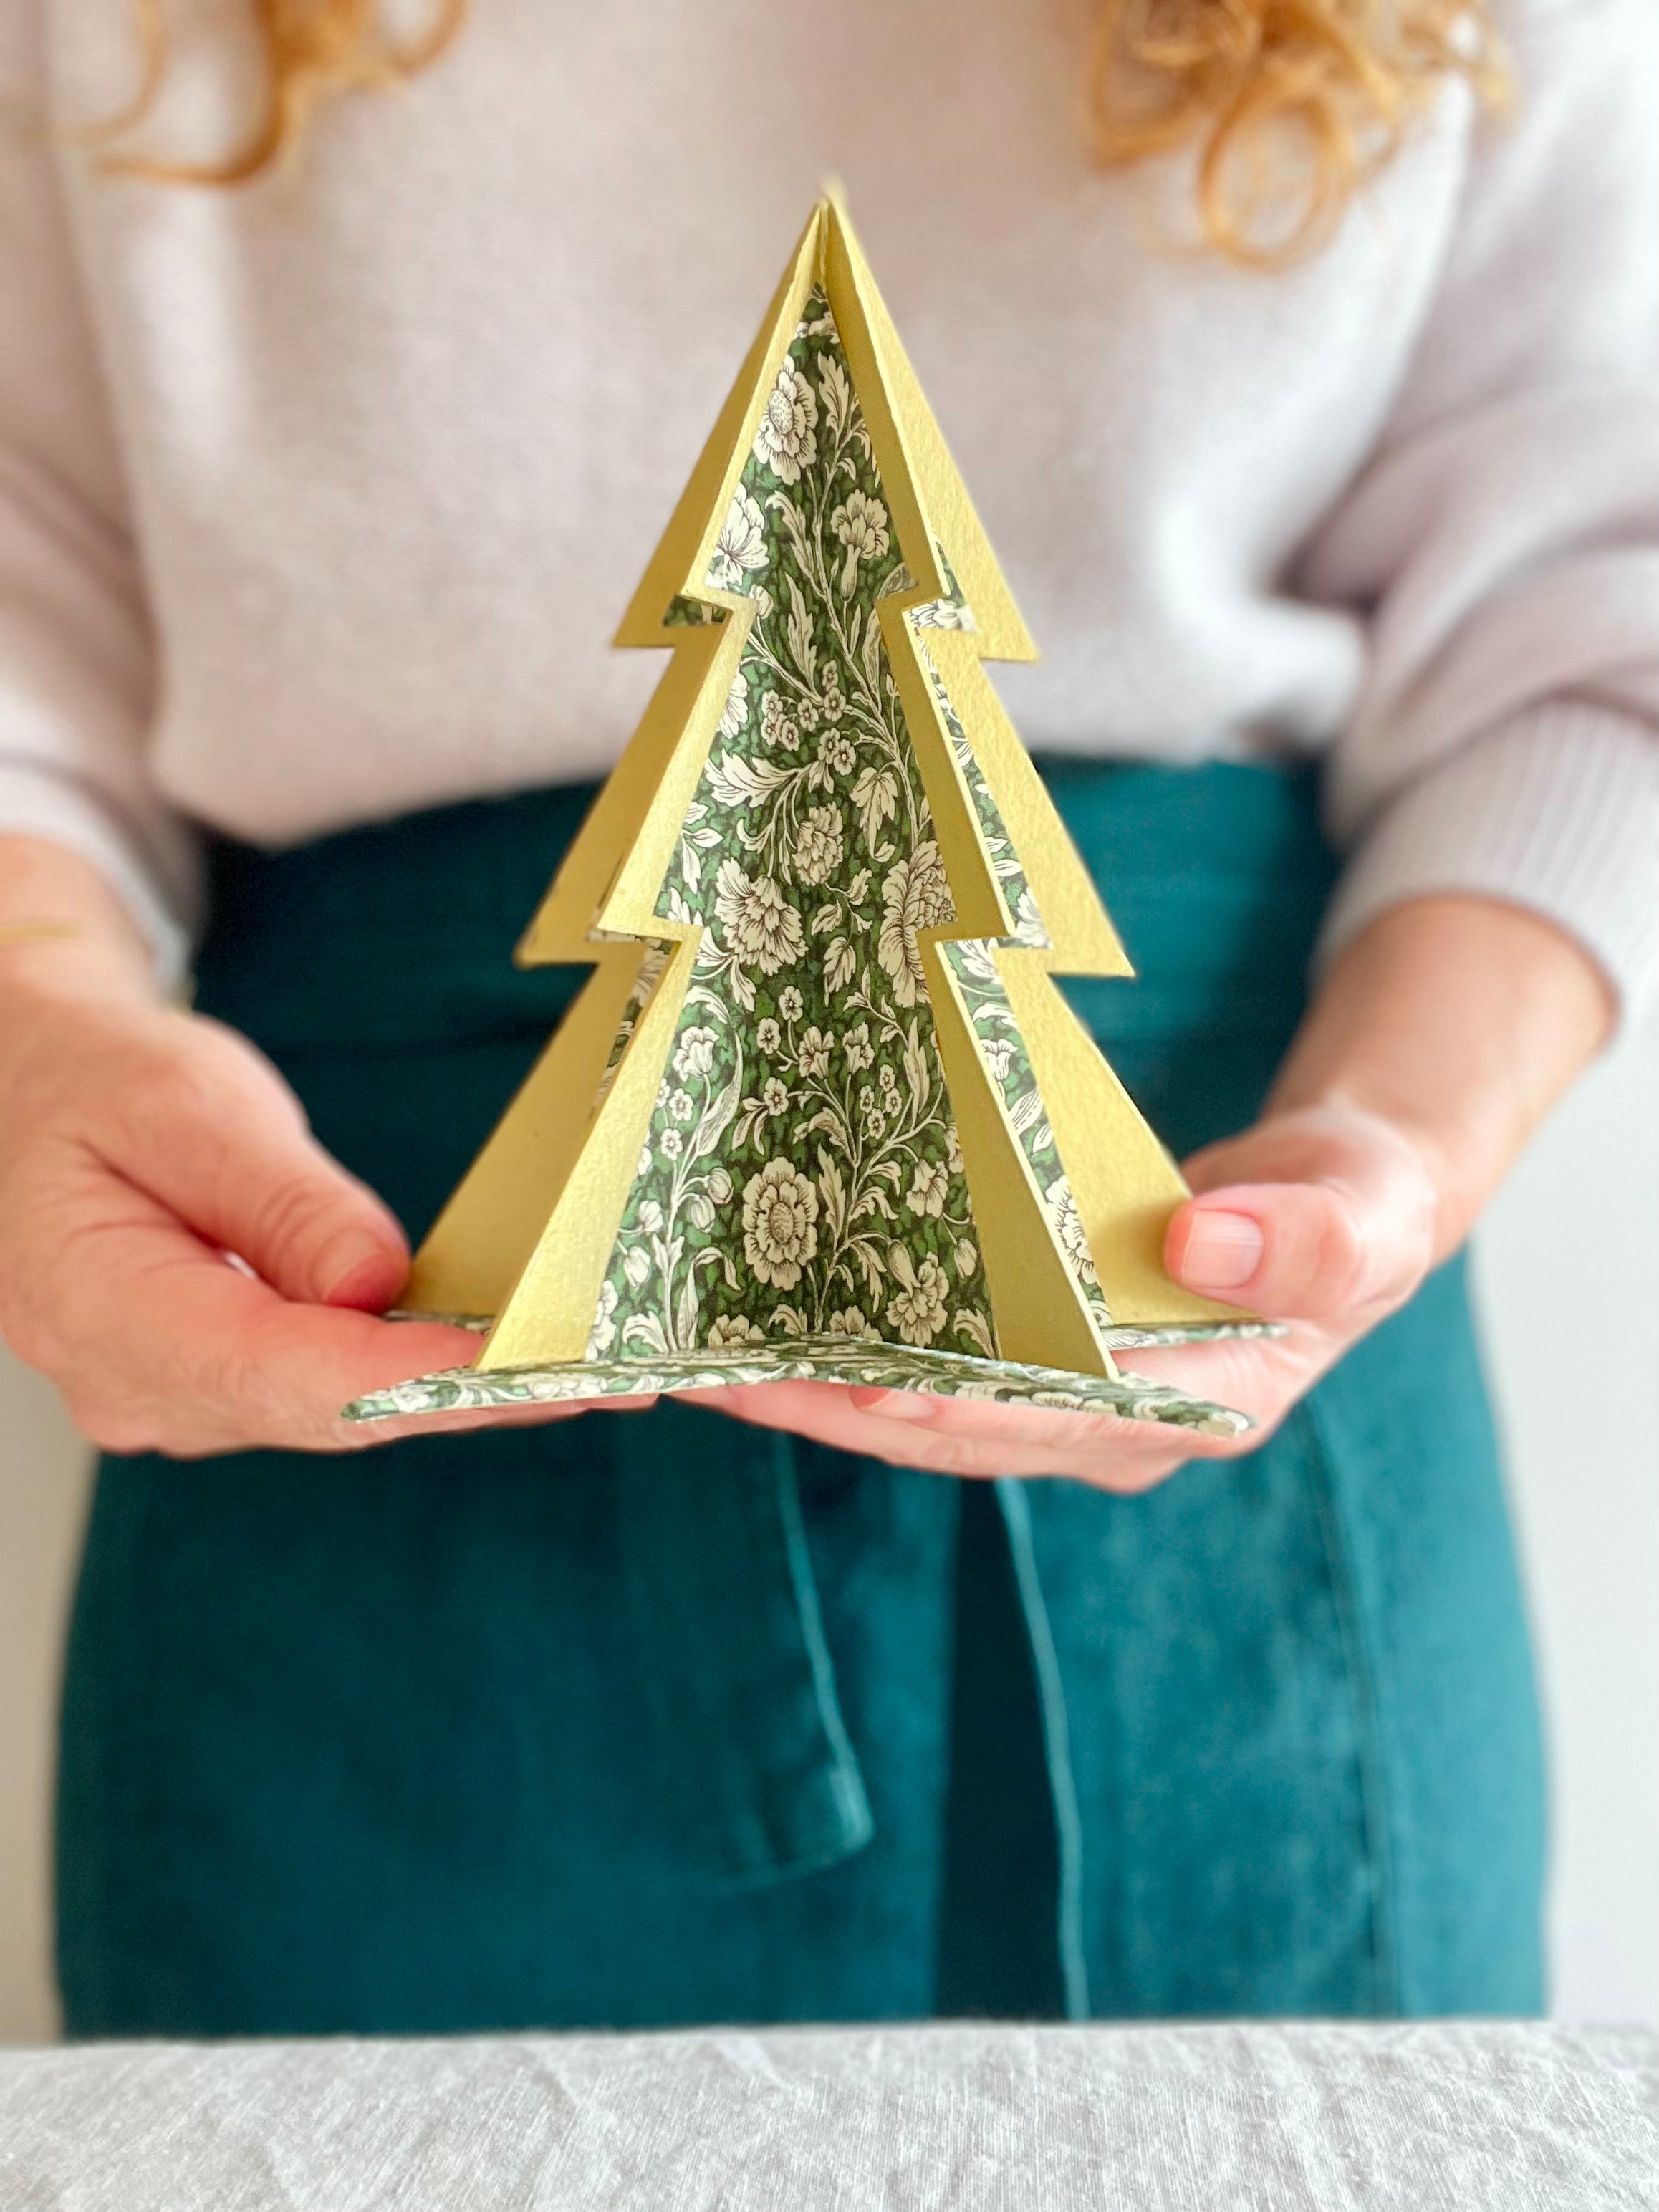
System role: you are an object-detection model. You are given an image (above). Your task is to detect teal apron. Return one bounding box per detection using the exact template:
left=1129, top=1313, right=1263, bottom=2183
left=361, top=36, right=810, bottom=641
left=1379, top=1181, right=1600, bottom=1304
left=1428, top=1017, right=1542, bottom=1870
left=55, top=763, right=1546, bottom=2034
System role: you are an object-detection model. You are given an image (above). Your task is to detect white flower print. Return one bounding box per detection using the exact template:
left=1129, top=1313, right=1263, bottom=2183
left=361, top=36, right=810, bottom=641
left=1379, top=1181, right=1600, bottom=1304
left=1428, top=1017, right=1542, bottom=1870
left=660, top=1127, right=684, bottom=1159
left=761, top=1077, right=789, bottom=1117
left=707, top=1165, right=734, bottom=1205
left=794, top=698, right=819, bottom=732
left=741, top=1159, right=819, bottom=1289
left=864, top=1106, right=886, bottom=1140
left=792, top=804, right=844, bottom=886
left=633, top=941, right=670, bottom=1001
left=638, top=1200, right=665, bottom=1236
left=713, top=860, right=804, bottom=973
left=877, top=842, right=954, bottom=1007
left=844, top=1022, right=875, bottom=1072
left=756, top=1017, right=782, bottom=1054
left=955, top=1239, right=979, bottom=1280
left=827, top=1306, right=881, bottom=1342
left=886, top=1248, right=950, bottom=1346
left=1047, top=1177, right=1097, bottom=1284
left=906, top=1159, right=950, bottom=1218
left=779, top=986, right=804, bottom=1022
left=797, top=1026, right=832, bottom=1077
left=673, top=1027, right=720, bottom=1082
left=817, top=350, right=852, bottom=431
left=668, top=1088, right=695, bottom=1124
left=754, top=361, right=818, bottom=484
left=708, top=1314, right=766, bottom=1349
left=852, top=764, right=898, bottom=847
left=821, top=731, right=856, bottom=779
left=718, top=663, right=750, bottom=739
left=909, top=595, right=976, bottom=631
left=585, top=1279, right=620, bottom=1357
left=707, top=485, right=768, bottom=593
left=982, top=1037, right=1016, bottom=1080
left=760, top=691, right=799, bottom=752
left=1013, top=888, right=1045, bottom=948
left=831, top=489, right=890, bottom=595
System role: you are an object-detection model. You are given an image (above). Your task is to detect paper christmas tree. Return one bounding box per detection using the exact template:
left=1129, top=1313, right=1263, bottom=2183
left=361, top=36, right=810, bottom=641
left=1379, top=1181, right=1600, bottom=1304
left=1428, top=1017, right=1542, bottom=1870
left=347, top=198, right=1269, bottom=1435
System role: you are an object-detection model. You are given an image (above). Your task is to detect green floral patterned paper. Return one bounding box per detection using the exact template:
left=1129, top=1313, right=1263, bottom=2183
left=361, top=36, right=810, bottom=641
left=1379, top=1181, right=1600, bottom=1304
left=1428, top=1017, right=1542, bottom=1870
left=593, top=293, right=1001, bottom=1370
left=345, top=1337, right=1254, bottom=1436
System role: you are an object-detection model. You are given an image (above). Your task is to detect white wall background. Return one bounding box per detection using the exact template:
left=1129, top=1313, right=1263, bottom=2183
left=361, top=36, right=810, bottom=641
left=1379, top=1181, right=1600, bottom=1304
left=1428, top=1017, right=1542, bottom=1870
left=0, top=1008, right=1655, bottom=2042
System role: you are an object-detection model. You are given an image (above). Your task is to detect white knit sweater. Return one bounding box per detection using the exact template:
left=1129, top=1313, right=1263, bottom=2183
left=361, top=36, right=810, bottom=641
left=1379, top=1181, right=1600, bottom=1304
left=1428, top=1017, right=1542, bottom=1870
left=3, top=0, right=1658, bottom=1004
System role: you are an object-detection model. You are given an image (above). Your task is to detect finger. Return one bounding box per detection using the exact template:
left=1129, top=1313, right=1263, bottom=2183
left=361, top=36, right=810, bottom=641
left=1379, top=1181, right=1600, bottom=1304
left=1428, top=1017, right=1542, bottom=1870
left=1169, top=1174, right=1434, bottom=1322
left=59, top=1203, right=662, bottom=1457
left=21, top=1143, right=470, bottom=1451
left=59, top=1227, right=484, bottom=1456
left=839, top=1385, right=1238, bottom=1463
left=1171, top=1104, right=1438, bottom=1322
left=693, top=1380, right=1206, bottom=1490
left=340, top=1390, right=661, bottom=1452
left=85, top=1020, right=410, bottom=1309
left=1107, top=1332, right=1312, bottom=1445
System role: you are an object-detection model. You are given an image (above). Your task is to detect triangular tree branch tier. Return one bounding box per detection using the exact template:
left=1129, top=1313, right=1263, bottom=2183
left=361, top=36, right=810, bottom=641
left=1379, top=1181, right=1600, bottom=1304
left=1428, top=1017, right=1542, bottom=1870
left=347, top=196, right=1271, bottom=1433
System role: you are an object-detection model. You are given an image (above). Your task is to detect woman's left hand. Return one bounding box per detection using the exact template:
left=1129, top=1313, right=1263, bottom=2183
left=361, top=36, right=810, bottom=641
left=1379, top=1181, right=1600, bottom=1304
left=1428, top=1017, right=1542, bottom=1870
left=698, top=894, right=1614, bottom=1494
left=697, top=1100, right=1438, bottom=1492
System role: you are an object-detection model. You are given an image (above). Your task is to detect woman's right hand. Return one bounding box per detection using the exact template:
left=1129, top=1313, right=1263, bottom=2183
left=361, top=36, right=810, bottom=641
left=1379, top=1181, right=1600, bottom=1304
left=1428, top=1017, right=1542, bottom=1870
left=0, top=835, right=568, bottom=1456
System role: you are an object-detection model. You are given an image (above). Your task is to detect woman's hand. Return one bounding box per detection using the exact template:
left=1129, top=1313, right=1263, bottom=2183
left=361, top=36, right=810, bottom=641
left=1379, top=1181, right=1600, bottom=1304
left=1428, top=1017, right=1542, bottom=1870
left=698, top=895, right=1614, bottom=1490
left=0, top=836, right=643, bottom=1456
left=693, top=1101, right=1437, bottom=1491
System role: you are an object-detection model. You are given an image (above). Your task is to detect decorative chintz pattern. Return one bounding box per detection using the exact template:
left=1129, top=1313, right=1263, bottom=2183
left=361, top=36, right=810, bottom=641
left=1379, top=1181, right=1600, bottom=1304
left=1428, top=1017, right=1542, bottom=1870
left=584, top=294, right=1133, bottom=1372
left=346, top=1337, right=1254, bottom=1436
left=592, top=293, right=1004, bottom=1366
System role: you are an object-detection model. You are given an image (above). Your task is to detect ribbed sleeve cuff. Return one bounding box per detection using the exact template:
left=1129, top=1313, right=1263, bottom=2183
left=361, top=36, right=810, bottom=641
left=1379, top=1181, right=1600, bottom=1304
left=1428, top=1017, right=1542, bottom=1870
left=1317, top=703, right=1659, bottom=1026
left=0, top=761, right=196, bottom=991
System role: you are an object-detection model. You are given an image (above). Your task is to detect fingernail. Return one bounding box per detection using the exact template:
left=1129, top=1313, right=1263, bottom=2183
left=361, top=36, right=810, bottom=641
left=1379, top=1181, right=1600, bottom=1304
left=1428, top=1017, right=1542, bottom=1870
left=1179, top=1209, right=1264, bottom=1292
left=847, top=1386, right=932, bottom=1419
left=319, top=1232, right=401, bottom=1307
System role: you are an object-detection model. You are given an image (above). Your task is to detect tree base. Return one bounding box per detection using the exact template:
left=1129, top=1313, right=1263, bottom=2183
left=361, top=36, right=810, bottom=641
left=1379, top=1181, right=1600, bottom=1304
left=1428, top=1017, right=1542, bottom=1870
left=342, top=1325, right=1279, bottom=1436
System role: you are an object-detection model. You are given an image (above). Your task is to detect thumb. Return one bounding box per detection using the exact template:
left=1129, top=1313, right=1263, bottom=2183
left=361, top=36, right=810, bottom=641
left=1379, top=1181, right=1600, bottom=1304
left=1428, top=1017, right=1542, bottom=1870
left=1164, top=1105, right=1438, bottom=1323
left=95, top=1016, right=410, bottom=1309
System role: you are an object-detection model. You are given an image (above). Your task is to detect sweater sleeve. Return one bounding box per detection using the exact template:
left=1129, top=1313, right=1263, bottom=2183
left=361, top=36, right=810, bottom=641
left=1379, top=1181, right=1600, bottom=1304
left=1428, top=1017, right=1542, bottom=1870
left=0, top=4, right=196, bottom=983
left=1303, top=0, right=1659, bottom=1019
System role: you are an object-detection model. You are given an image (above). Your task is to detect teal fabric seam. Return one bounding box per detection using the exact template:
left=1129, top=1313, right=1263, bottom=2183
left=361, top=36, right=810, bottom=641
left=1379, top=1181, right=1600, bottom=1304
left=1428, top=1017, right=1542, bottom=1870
left=615, top=1411, right=877, bottom=1890
left=56, top=1466, right=157, bottom=2040
left=774, top=1441, right=877, bottom=1870
left=1297, top=1398, right=1402, bottom=2015
left=996, top=1478, right=1090, bottom=2021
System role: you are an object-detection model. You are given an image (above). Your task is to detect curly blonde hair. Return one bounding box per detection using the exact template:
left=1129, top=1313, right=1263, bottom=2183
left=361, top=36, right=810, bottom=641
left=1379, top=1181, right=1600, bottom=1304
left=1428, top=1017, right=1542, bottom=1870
left=1092, top=0, right=1504, bottom=261
left=98, top=0, right=467, bottom=187
left=101, top=0, right=1501, bottom=259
